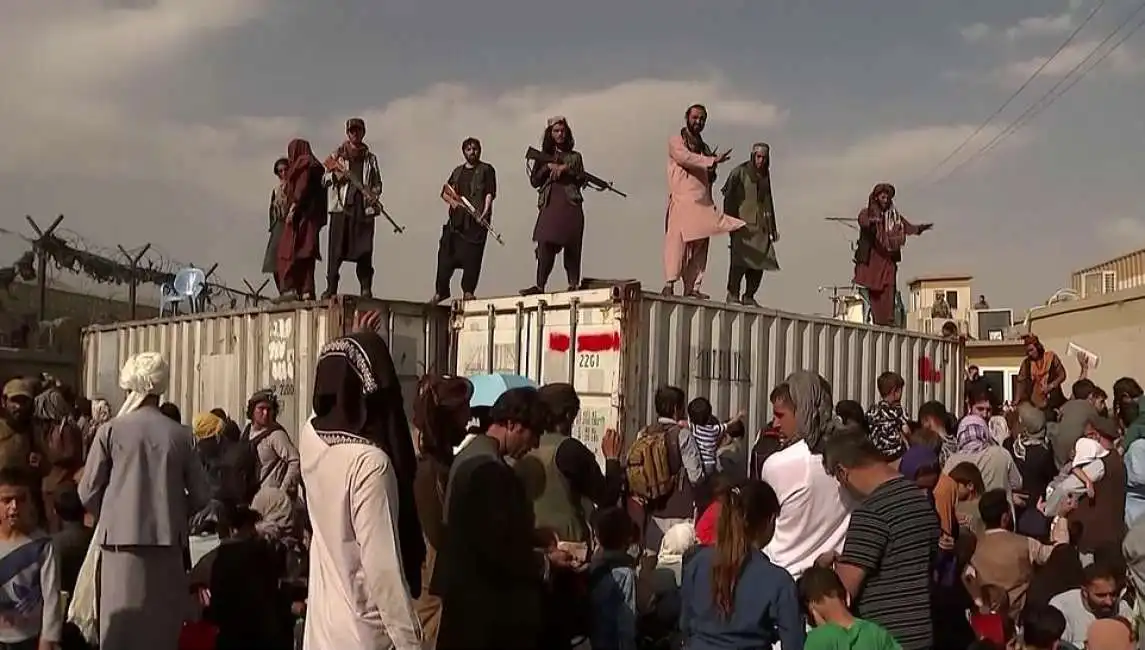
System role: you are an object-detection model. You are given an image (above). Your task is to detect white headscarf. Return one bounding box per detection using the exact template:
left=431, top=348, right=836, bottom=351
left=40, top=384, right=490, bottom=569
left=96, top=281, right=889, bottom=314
left=117, top=352, right=170, bottom=417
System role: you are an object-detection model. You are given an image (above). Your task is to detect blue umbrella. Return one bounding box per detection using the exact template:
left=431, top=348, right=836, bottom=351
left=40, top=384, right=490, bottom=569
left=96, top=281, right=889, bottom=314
left=467, top=373, right=537, bottom=407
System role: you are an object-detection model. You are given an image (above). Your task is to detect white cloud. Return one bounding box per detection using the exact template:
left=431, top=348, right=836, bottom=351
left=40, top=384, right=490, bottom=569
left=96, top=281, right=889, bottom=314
left=0, top=3, right=1036, bottom=314
left=960, top=22, right=991, bottom=43
left=1097, top=217, right=1145, bottom=251
left=1005, top=13, right=1074, bottom=40
left=994, top=39, right=1144, bottom=84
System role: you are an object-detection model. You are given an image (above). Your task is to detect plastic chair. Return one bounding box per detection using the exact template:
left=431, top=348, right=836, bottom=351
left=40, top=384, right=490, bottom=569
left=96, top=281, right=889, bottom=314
left=159, top=267, right=207, bottom=317
left=159, top=283, right=181, bottom=317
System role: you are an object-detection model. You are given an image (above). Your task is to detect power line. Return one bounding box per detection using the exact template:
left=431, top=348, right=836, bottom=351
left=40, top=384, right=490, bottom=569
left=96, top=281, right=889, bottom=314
left=976, top=9, right=1145, bottom=159
left=933, top=0, right=1145, bottom=184
left=922, top=0, right=1107, bottom=182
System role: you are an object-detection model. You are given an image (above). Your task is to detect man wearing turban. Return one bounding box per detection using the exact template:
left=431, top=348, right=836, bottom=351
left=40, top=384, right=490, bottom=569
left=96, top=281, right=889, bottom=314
left=75, top=352, right=211, bottom=650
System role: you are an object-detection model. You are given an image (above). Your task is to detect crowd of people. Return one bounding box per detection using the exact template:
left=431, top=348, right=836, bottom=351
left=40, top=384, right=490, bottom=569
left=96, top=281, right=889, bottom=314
left=2, top=315, right=1145, bottom=650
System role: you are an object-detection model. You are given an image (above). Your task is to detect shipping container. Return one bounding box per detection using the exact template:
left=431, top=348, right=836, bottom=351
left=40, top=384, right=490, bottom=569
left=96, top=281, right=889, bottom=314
left=81, top=296, right=451, bottom=441
left=454, top=282, right=964, bottom=463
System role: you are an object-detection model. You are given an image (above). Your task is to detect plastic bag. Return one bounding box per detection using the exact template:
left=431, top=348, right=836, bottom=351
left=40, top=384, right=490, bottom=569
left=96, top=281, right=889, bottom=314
left=66, top=520, right=103, bottom=644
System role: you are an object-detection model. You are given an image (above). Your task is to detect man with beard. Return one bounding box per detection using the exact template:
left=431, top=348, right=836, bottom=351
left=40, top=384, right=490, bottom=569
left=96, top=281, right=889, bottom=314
left=0, top=380, right=36, bottom=472
left=1049, top=561, right=1131, bottom=647
left=521, top=117, right=587, bottom=296
left=434, top=137, right=497, bottom=303
left=663, top=104, right=745, bottom=299
left=720, top=142, right=780, bottom=306
left=322, top=117, right=383, bottom=299
left=852, top=183, right=932, bottom=327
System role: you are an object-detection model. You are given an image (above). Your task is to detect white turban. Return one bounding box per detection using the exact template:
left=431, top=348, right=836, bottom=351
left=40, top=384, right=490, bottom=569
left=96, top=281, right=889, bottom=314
left=117, top=352, right=170, bottom=417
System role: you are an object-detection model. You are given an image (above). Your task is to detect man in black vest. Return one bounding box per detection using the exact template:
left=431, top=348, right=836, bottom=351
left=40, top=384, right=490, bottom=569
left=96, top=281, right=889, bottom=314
left=434, top=137, right=497, bottom=302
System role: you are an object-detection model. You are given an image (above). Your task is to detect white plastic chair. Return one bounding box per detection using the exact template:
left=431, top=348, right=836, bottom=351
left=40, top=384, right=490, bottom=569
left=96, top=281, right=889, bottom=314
left=159, top=267, right=207, bottom=316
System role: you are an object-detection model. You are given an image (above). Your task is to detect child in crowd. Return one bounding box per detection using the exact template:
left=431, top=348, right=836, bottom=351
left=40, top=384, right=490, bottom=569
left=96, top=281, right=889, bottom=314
left=0, top=467, right=62, bottom=649
left=865, top=372, right=910, bottom=462
left=1043, top=436, right=1107, bottom=516
left=587, top=507, right=638, bottom=650
left=798, top=566, right=900, bottom=650
left=684, top=398, right=745, bottom=476
left=969, top=584, right=1013, bottom=647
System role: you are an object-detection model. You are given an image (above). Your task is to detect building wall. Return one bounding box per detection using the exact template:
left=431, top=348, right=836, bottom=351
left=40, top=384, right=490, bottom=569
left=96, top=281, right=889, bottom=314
left=1028, top=285, right=1145, bottom=393
left=907, top=279, right=972, bottom=334
left=1071, top=248, right=1145, bottom=296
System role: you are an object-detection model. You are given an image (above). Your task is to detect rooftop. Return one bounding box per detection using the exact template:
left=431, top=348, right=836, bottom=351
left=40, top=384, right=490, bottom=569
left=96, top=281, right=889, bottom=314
left=907, top=274, right=974, bottom=286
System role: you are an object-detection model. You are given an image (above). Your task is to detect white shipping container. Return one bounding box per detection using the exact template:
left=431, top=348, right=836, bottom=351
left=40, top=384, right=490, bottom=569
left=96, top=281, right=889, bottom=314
left=82, top=296, right=452, bottom=441
left=453, top=283, right=965, bottom=464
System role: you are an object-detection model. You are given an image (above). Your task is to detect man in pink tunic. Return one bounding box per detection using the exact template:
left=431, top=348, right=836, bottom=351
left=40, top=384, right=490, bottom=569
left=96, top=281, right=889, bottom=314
left=663, top=104, right=746, bottom=299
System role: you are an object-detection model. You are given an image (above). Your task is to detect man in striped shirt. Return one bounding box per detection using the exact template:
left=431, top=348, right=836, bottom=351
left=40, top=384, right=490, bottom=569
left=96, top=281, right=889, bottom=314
left=817, top=432, right=940, bottom=650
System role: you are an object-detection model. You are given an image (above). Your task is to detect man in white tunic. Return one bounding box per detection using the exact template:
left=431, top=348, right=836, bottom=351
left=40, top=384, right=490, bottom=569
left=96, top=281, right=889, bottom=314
left=301, top=311, right=425, bottom=650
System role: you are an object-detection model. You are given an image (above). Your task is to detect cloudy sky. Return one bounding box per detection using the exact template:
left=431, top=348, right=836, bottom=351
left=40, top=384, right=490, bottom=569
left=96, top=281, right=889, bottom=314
left=2, top=0, right=1144, bottom=316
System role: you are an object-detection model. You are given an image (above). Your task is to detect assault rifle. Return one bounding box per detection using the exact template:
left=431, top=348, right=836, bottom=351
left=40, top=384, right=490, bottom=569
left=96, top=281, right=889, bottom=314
left=524, top=147, right=627, bottom=198
left=322, top=155, right=406, bottom=234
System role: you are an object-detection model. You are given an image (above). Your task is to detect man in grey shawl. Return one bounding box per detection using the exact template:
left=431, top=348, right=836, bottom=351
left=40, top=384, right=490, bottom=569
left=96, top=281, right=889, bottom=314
left=721, top=142, right=780, bottom=306
left=759, top=370, right=852, bottom=578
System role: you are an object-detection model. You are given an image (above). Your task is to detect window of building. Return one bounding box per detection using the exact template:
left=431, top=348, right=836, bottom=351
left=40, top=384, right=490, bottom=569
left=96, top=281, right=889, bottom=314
left=945, top=290, right=959, bottom=310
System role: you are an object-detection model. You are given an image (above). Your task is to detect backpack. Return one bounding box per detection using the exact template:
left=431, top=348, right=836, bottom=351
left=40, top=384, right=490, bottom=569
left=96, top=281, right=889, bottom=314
left=625, top=423, right=679, bottom=502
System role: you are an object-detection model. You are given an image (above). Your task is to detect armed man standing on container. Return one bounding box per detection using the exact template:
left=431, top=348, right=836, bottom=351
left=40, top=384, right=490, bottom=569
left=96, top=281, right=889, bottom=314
left=322, top=117, right=382, bottom=299
left=721, top=142, right=780, bottom=306
left=434, top=137, right=497, bottom=303
left=520, top=116, right=587, bottom=296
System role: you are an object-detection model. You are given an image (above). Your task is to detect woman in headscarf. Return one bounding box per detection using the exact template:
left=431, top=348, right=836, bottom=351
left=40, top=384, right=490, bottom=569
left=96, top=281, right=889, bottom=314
left=84, top=398, right=111, bottom=456
left=275, top=138, right=325, bottom=301
left=75, top=352, right=211, bottom=650
left=1016, top=334, right=1067, bottom=410
left=945, top=414, right=1022, bottom=495
left=264, top=157, right=290, bottom=293
left=34, top=385, right=83, bottom=531
left=852, top=182, right=932, bottom=326
left=411, top=373, right=473, bottom=647
left=758, top=371, right=851, bottom=578
left=298, top=313, right=424, bottom=649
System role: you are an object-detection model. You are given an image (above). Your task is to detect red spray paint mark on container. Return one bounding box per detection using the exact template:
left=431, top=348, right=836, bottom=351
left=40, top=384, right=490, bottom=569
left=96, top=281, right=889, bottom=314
left=918, top=356, right=943, bottom=383
left=548, top=332, right=622, bottom=353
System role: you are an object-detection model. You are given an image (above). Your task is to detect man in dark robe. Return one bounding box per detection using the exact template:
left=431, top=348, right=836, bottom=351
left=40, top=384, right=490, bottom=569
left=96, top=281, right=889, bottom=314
left=520, top=116, right=587, bottom=296
left=721, top=142, right=780, bottom=306
left=852, top=183, right=932, bottom=327
left=276, top=139, right=324, bottom=301
left=322, top=117, right=383, bottom=299
left=263, top=157, right=288, bottom=294
left=433, top=137, right=497, bottom=303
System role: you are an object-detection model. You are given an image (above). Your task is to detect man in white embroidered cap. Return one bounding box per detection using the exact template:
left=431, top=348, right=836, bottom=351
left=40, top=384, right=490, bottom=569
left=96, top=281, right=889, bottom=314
left=77, top=351, right=211, bottom=650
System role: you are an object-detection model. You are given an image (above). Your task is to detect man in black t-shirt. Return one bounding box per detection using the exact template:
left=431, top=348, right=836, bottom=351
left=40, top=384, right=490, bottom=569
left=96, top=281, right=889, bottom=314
left=816, top=432, right=940, bottom=650
left=434, top=137, right=498, bottom=302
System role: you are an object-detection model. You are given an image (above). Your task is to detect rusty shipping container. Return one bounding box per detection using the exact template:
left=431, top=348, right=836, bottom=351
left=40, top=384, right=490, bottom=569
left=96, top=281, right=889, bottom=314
left=81, top=296, right=451, bottom=441
left=454, top=282, right=965, bottom=463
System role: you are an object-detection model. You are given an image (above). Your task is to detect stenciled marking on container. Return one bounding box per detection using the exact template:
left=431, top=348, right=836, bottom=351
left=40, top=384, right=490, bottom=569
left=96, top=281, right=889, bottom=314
left=573, top=405, right=610, bottom=465
left=918, top=355, right=943, bottom=383
left=693, top=347, right=751, bottom=383
left=548, top=332, right=621, bottom=370
left=268, top=316, right=297, bottom=396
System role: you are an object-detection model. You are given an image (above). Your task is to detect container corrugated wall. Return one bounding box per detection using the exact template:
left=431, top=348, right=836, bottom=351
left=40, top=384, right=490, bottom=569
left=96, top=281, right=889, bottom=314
left=1071, top=248, right=1145, bottom=294
left=82, top=297, right=451, bottom=440
left=453, top=284, right=964, bottom=462
left=628, top=293, right=963, bottom=437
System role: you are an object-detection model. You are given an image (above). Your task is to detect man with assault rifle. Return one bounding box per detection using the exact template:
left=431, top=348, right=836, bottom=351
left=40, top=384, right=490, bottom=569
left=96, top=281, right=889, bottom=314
left=433, top=137, right=501, bottom=303
left=520, top=115, right=625, bottom=296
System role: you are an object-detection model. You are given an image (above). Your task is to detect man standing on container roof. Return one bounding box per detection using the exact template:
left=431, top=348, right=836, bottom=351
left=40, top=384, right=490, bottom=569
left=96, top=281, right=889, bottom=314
left=720, top=142, right=780, bottom=307
left=852, top=183, right=932, bottom=327
left=434, top=137, right=497, bottom=303
left=322, top=117, right=382, bottom=300
left=663, top=104, right=745, bottom=300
